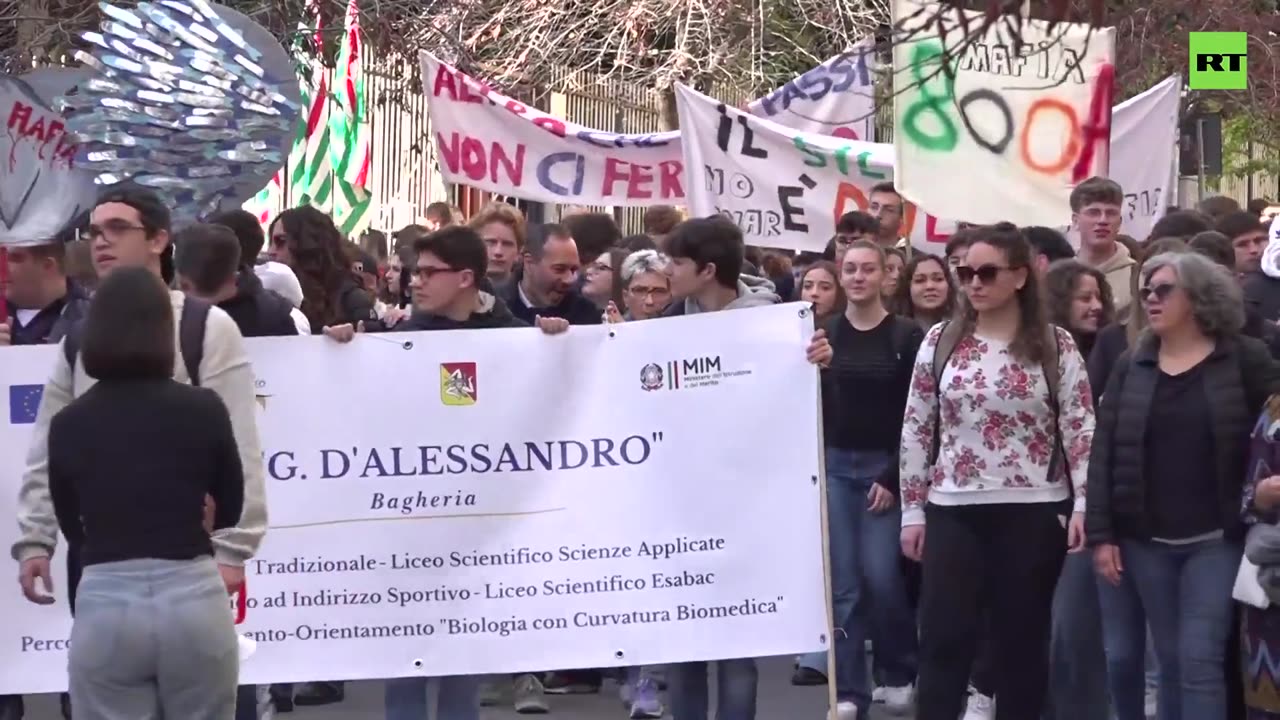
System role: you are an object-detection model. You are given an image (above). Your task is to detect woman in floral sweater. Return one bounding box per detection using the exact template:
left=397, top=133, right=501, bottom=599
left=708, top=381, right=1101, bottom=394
left=898, top=224, right=1094, bottom=720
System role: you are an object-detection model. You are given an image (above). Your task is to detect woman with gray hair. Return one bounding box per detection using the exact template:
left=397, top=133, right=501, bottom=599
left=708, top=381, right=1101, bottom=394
left=610, top=249, right=672, bottom=321
left=1086, top=251, right=1280, bottom=720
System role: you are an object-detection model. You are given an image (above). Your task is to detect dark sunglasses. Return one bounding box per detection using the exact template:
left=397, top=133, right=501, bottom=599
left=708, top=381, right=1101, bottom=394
left=1139, top=282, right=1177, bottom=304
left=955, top=264, right=1009, bottom=285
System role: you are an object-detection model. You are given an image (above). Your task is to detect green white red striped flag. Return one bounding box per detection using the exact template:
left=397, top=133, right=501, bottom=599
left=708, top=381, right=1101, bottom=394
left=328, top=0, right=372, bottom=236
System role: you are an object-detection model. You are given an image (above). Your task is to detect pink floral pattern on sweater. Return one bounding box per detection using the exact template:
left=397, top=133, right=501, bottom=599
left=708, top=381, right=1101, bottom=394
left=899, top=324, right=1095, bottom=526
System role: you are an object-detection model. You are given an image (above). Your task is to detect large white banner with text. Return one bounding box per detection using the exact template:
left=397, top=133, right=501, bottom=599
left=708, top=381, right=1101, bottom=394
left=419, top=52, right=685, bottom=206
left=747, top=39, right=878, bottom=143
left=1, top=305, right=826, bottom=694
left=678, top=83, right=906, bottom=253
left=1107, top=75, right=1180, bottom=242
left=892, top=0, right=1117, bottom=227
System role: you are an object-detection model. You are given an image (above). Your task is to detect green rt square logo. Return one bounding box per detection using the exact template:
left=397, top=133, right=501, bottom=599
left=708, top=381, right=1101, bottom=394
left=1190, top=32, right=1248, bottom=90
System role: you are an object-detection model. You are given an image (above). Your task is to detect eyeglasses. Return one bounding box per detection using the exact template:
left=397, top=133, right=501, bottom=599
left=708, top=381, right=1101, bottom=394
left=955, top=264, right=1009, bottom=285
left=1139, top=283, right=1177, bottom=304
left=628, top=285, right=670, bottom=299
left=412, top=266, right=461, bottom=280
left=80, top=221, right=147, bottom=242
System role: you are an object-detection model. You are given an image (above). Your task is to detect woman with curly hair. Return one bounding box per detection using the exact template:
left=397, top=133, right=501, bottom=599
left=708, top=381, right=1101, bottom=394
left=892, top=253, right=957, bottom=330
left=1044, top=260, right=1115, bottom=361
left=268, top=206, right=376, bottom=335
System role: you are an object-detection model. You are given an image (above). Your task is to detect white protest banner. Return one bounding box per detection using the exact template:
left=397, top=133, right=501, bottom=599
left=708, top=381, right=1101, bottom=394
left=1, top=305, right=826, bottom=693
left=892, top=0, right=1116, bottom=227
left=419, top=52, right=685, bottom=206
left=677, top=83, right=936, bottom=253
left=1107, top=75, right=1180, bottom=242
left=748, top=39, right=878, bottom=143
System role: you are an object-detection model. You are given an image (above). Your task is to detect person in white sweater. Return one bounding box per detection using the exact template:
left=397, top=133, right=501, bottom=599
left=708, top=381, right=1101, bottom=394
left=13, top=186, right=268, bottom=610
left=898, top=223, right=1094, bottom=720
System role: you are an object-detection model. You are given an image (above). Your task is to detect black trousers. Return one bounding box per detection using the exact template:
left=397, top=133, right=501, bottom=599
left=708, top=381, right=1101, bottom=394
left=916, top=503, right=1066, bottom=720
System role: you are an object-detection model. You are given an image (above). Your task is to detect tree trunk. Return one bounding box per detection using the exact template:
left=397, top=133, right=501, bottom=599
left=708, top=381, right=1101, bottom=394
left=15, top=0, right=51, bottom=66
left=658, top=74, right=714, bottom=131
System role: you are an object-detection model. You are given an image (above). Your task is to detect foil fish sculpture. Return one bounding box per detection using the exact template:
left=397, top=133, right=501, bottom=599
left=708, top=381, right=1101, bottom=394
left=60, top=0, right=302, bottom=224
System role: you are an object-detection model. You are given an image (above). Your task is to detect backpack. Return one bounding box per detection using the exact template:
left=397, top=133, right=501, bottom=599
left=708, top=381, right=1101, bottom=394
left=929, top=320, right=1071, bottom=489
left=63, top=297, right=211, bottom=387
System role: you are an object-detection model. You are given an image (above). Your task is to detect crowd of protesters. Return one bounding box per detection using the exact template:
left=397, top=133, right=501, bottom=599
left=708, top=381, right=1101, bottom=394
left=7, top=180, right=1280, bottom=720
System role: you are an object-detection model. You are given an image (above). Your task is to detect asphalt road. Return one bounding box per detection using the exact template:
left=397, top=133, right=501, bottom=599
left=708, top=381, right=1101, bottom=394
left=22, top=656, right=912, bottom=719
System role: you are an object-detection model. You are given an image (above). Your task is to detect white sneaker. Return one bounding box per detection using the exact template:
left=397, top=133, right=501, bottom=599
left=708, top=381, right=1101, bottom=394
left=879, top=684, right=915, bottom=714
left=962, top=691, right=995, bottom=720
left=834, top=700, right=859, bottom=720
left=871, top=686, right=887, bottom=703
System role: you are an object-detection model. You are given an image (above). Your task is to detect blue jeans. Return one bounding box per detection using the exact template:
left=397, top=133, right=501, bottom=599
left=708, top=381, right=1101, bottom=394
left=1097, top=566, right=1158, bottom=720
left=810, top=448, right=918, bottom=707
left=384, top=676, right=480, bottom=720
left=668, top=658, right=757, bottom=720
left=1045, top=551, right=1110, bottom=720
left=1122, top=538, right=1241, bottom=720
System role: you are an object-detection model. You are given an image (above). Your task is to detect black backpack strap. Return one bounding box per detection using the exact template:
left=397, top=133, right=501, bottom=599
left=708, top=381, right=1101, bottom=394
left=180, top=297, right=211, bottom=387
left=1042, top=326, right=1072, bottom=500
left=929, top=320, right=965, bottom=465
left=888, top=316, right=917, bottom=362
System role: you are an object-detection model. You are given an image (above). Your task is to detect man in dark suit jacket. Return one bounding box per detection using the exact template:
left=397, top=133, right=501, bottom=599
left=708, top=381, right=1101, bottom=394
left=498, top=222, right=602, bottom=326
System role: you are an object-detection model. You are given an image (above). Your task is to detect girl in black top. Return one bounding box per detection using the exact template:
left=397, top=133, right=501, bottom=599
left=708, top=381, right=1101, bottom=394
left=817, top=239, right=924, bottom=718
left=50, top=267, right=244, bottom=720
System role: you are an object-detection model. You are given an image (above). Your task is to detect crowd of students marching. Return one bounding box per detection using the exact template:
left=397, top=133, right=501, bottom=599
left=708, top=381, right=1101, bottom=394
left=6, top=177, right=1280, bottom=720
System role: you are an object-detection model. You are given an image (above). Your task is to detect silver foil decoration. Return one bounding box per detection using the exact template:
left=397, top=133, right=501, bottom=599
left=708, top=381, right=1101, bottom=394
left=0, top=69, right=97, bottom=246
left=60, top=1, right=302, bottom=224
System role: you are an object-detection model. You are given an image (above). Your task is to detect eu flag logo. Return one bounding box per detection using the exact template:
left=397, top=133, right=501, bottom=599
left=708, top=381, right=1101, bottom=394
left=8, top=384, right=43, bottom=425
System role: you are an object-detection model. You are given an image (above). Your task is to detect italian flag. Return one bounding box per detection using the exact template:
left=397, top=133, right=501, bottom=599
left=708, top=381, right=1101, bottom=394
left=328, top=0, right=372, bottom=236
left=251, top=0, right=372, bottom=236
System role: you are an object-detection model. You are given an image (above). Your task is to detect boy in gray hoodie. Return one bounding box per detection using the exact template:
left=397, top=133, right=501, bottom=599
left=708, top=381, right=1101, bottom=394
left=658, top=215, right=837, bottom=720
left=663, top=216, right=781, bottom=317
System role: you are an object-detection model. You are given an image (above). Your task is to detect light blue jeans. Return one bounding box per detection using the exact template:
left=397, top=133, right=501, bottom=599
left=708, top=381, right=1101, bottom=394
left=802, top=448, right=918, bottom=710
left=668, top=658, right=757, bottom=720
left=69, top=557, right=238, bottom=720
left=1097, top=563, right=1159, bottom=720
left=1122, top=537, right=1241, bottom=720
left=384, top=676, right=480, bottom=720
left=1044, top=550, right=1110, bottom=720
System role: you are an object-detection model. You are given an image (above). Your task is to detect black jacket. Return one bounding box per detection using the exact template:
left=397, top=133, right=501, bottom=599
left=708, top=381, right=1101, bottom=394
left=1085, top=333, right=1280, bottom=546
left=1245, top=271, right=1280, bottom=324
left=9, top=282, right=91, bottom=346
left=395, top=293, right=528, bottom=331
left=497, top=271, right=601, bottom=326
left=217, top=270, right=299, bottom=338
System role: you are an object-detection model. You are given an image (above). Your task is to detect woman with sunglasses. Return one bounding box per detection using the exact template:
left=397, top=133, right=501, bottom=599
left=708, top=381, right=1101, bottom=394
left=1087, top=252, right=1280, bottom=720
left=899, top=224, right=1093, bottom=720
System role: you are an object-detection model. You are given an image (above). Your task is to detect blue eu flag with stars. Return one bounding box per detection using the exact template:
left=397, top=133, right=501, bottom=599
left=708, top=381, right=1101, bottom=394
left=8, top=384, right=43, bottom=425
